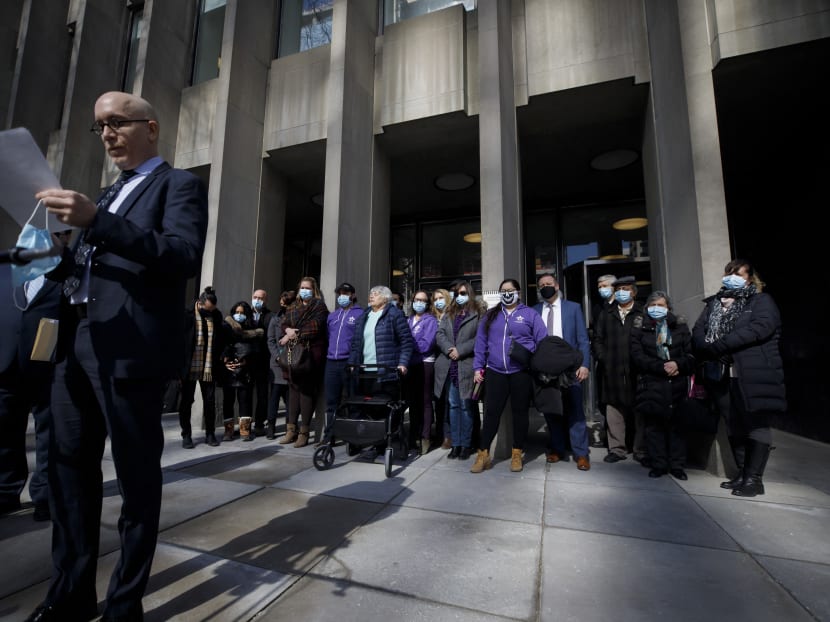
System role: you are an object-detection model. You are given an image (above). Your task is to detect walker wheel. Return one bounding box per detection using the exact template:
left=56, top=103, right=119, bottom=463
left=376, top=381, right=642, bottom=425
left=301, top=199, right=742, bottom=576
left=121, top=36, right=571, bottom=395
left=313, top=446, right=335, bottom=470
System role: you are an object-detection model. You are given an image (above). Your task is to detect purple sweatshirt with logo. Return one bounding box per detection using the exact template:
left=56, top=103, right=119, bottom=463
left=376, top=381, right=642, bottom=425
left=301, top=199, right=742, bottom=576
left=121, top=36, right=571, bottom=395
left=327, top=306, right=364, bottom=360
left=473, top=303, right=547, bottom=374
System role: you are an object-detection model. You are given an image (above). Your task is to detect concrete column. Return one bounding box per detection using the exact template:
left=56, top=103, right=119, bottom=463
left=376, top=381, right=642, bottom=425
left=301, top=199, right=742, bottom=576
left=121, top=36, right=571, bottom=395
left=137, top=0, right=198, bottom=162
left=478, top=0, right=523, bottom=459
left=1, top=0, right=25, bottom=131
left=642, top=0, right=730, bottom=320
left=642, top=0, right=731, bottom=475
left=319, top=0, right=378, bottom=299
left=368, top=139, right=391, bottom=292
left=202, top=0, right=276, bottom=305
left=478, top=0, right=523, bottom=293
left=254, top=166, right=288, bottom=296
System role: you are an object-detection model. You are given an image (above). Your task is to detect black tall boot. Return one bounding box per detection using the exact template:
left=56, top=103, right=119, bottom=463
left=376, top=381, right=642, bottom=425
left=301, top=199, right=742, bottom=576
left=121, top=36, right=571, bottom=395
left=732, top=440, right=772, bottom=497
left=720, top=437, right=746, bottom=490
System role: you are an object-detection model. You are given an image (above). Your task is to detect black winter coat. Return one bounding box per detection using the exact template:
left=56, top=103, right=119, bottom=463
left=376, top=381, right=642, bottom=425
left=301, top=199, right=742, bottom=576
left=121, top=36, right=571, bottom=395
left=630, top=313, right=695, bottom=418
left=692, top=291, right=786, bottom=413
left=531, top=336, right=583, bottom=414
left=592, top=301, right=644, bottom=408
left=180, top=305, right=226, bottom=383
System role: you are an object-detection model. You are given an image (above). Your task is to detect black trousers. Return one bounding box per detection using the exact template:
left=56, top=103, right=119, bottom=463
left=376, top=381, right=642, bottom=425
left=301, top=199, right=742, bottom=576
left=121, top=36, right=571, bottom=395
left=0, top=365, right=51, bottom=507
left=644, top=412, right=686, bottom=470
left=480, top=369, right=532, bottom=451
left=179, top=379, right=217, bottom=436
left=47, top=319, right=164, bottom=618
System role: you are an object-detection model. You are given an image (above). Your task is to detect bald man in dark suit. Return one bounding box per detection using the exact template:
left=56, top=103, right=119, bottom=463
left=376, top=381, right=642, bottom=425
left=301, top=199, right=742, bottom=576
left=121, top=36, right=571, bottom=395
left=28, top=91, right=208, bottom=622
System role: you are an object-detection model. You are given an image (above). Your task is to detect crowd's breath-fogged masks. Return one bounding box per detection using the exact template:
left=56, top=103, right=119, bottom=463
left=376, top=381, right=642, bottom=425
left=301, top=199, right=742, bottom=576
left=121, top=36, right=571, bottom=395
left=434, top=298, right=446, bottom=311
left=647, top=306, right=668, bottom=320
left=233, top=313, right=246, bottom=323
left=455, top=294, right=469, bottom=306
left=599, top=286, right=613, bottom=300
left=615, top=289, right=632, bottom=304
left=722, top=274, right=747, bottom=290
left=299, top=288, right=313, bottom=300
left=337, top=295, right=351, bottom=308
left=500, top=290, right=518, bottom=305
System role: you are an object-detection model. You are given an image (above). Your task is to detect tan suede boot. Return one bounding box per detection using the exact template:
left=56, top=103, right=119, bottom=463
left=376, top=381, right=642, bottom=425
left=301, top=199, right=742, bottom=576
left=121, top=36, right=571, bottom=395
left=279, top=423, right=297, bottom=444
left=239, top=416, right=253, bottom=442
left=222, top=420, right=234, bottom=442
left=470, top=449, right=492, bottom=473
left=294, top=425, right=310, bottom=448
left=510, top=448, right=524, bottom=472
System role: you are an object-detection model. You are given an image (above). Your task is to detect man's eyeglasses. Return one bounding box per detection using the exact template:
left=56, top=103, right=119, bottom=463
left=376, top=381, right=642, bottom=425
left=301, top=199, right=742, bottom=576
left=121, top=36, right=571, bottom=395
left=89, top=118, right=151, bottom=135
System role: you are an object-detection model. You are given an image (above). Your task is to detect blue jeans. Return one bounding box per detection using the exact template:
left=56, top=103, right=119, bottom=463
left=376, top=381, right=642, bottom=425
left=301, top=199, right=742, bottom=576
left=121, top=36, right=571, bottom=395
left=448, top=382, right=474, bottom=448
left=545, top=381, right=589, bottom=458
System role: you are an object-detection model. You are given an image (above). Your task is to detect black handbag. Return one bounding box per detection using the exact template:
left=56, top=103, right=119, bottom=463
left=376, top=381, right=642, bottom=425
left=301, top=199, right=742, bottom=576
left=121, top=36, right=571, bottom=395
left=278, top=339, right=311, bottom=373
left=505, top=319, right=533, bottom=367
left=508, top=339, right=533, bottom=367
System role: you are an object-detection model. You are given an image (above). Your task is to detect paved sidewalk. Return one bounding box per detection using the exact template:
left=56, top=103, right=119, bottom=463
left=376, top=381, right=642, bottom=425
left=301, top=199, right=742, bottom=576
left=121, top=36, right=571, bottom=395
left=1, top=414, right=829, bottom=621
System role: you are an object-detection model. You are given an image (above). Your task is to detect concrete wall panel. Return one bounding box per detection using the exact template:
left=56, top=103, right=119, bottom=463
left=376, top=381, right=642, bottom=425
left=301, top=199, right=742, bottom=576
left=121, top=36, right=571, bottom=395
left=175, top=81, right=218, bottom=170
left=713, top=0, right=830, bottom=60
left=377, top=4, right=466, bottom=126
left=524, top=0, right=650, bottom=95
left=264, top=45, right=330, bottom=150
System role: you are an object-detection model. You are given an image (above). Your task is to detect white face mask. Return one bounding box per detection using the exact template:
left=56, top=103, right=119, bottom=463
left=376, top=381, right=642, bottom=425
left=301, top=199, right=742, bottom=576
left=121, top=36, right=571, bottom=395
left=500, top=291, right=518, bottom=306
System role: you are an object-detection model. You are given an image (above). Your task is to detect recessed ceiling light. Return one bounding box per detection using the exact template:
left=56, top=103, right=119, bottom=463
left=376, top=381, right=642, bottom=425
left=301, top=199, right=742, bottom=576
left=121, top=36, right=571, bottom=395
left=392, top=269, right=405, bottom=276
left=435, top=173, right=475, bottom=191
left=463, top=232, right=482, bottom=243
left=599, top=254, right=629, bottom=260
left=636, top=280, right=651, bottom=286
left=613, top=217, right=648, bottom=231
left=591, top=149, right=639, bottom=171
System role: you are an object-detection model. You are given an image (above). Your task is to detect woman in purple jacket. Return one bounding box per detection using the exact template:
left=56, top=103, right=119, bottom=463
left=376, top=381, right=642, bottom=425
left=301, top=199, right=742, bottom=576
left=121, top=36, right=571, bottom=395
left=471, top=279, right=547, bottom=473
left=407, top=289, right=439, bottom=454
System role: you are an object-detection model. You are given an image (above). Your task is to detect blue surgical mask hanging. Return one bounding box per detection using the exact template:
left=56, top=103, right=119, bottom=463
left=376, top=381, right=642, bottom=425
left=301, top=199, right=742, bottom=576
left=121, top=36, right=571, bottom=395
left=11, top=200, right=61, bottom=288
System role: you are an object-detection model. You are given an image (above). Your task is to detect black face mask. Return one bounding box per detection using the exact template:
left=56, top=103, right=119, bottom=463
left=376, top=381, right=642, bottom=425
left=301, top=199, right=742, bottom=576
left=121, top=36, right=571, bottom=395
left=198, top=307, right=211, bottom=317
left=539, top=286, right=557, bottom=300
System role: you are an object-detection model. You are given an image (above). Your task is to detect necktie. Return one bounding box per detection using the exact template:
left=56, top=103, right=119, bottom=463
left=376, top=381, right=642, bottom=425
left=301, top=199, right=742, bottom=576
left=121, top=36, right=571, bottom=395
left=63, top=169, right=136, bottom=298
left=547, top=302, right=554, bottom=336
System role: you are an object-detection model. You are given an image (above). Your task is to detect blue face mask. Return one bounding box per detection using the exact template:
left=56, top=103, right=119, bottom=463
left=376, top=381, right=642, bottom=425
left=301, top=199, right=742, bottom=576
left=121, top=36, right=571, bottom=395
left=299, top=288, right=312, bottom=300
left=233, top=313, right=246, bottom=323
left=722, top=274, right=747, bottom=290
left=11, top=201, right=61, bottom=287
left=599, top=286, right=613, bottom=300
left=615, top=289, right=632, bottom=304
left=251, top=298, right=264, bottom=310
left=455, top=294, right=469, bottom=306
left=412, top=301, right=427, bottom=314
left=337, top=295, right=351, bottom=308
left=647, top=306, right=668, bottom=320
left=434, top=299, right=446, bottom=311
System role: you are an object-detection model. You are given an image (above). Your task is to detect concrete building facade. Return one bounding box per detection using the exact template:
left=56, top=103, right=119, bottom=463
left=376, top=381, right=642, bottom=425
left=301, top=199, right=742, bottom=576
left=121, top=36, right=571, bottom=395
left=2, top=0, right=828, bottom=443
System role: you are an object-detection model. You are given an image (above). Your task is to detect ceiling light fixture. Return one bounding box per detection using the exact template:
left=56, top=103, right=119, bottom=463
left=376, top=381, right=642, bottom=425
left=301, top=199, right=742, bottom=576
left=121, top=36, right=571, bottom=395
left=392, top=269, right=405, bottom=276
left=463, top=232, right=482, bottom=243
left=590, top=149, right=639, bottom=171
left=599, top=254, right=629, bottom=261
left=435, top=173, right=475, bottom=191
left=612, top=217, right=648, bottom=231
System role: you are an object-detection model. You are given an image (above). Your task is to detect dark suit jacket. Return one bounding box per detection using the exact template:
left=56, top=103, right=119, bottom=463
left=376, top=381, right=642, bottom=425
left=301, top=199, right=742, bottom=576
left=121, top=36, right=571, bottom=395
left=533, top=299, right=591, bottom=368
left=1, top=265, right=62, bottom=378
left=54, top=162, right=208, bottom=379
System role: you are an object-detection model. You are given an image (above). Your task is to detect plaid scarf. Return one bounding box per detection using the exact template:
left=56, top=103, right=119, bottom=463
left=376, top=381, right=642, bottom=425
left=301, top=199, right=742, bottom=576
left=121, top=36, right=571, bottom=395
left=705, top=283, right=756, bottom=343
left=189, top=303, right=214, bottom=382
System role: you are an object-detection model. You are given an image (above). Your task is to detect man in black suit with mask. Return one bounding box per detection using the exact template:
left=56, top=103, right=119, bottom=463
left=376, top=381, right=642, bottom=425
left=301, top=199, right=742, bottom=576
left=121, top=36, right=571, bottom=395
left=28, top=91, right=208, bottom=622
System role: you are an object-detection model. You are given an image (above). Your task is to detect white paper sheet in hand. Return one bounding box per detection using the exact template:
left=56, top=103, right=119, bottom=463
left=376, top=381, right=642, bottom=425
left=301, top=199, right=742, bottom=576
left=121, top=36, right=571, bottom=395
left=0, top=127, right=65, bottom=230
